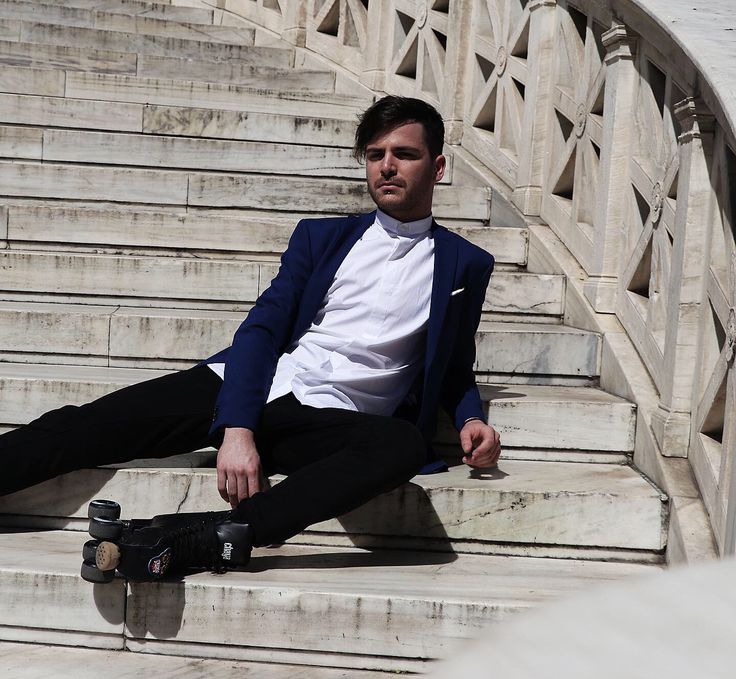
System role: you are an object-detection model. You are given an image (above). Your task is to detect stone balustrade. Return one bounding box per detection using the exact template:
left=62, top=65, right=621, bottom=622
left=206, top=0, right=736, bottom=554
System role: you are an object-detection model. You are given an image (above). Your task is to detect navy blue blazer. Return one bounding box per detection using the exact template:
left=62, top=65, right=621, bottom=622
left=205, top=211, right=494, bottom=455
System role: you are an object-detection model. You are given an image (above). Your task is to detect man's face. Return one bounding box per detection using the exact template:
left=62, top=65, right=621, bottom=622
left=364, top=121, right=445, bottom=223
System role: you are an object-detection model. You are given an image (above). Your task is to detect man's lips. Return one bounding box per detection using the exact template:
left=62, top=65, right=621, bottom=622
left=377, top=181, right=403, bottom=190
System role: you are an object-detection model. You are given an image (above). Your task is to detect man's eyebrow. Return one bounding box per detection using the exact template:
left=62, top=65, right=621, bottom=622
left=365, top=144, right=423, bottom=153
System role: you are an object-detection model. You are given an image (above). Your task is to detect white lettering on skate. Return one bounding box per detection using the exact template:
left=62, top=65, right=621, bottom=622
left=222, top=542, right=233, bottom=561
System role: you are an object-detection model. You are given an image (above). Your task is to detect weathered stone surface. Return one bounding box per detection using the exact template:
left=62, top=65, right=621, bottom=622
left=5, top=205, right=523, bottom=263
left=0, top=161, right=188, bottom=203
left=20, top=22, right=255, bottom=58
left=0, top=363, right=166, bottom=424
left=64, top=72, right=368, bottom=119
left=0, top=38, right=137, bottom=74
left=481, top=384, right=637, bottom=452
left=0, top=303, right=590, bottom=375
left=6, top=205, right=296, bottom=252
left=475, top=321, right=599, bottom=377
left=0, top=641, right=386, bottom=679
left=0, top=64, right=65, bottom=96
left=137, top=55, right=334, bottom=91
left=0, top=249, right=555, bottom=319
left=143, top=104, right=354, bottom=146
left=0, top=530, right=125, bottom=648
left=0, top=18, right=20, bottom=41
left=0, top=250, right=262, bottom=303
left=0, top=301, right=114, bottom=359
left=486, top=271, right=564, bottom=316
left=0, top=530, right=658, bottom=670
left=0, top=124, right=42, bottom=159
left=40, top=128, right=363, bottom=177
left=188, top=174, right=489, bottom=220
left=0, top=460, right=667, bottom=551
left=0, top=92, right=143, bottom=131
left=89, top=14, right=254, bottom=44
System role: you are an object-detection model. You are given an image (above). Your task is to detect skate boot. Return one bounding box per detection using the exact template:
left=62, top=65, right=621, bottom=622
left=80, top=499, right=253, bottom=583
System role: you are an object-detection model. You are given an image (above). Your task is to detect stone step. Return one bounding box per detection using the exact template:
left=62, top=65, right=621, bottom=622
left=0, top=40, right=325, bottom=87
left=0, top=303, right=593, bottom=378
left=1, top=12, right=256, bottom=47
left=0, top=459, right=665, bottom=554
left=0, top=531, right=660, bottom=672
left=0, top=642, right=387, bottom=679
left=16, top=0, right=217, bottom=25
left=62, top=71, right=369, bottom=118
left=0, top=95, right=355, bottom=147
left=3, top=205, right=526, bottom=264
left=1, top=126, right=362, bottom=178
left=0, top=162, right=488, bottom=221
left=0, top=38, right=138, bottom=74
left=1, top=20, right=259, bottom=59
left=136, top=54, right=335, bottom=90
left=143, top=102, right=355, bottom=145
left=0, top=365, right=632, bottom=454
left=0, top=1, right=222, bottom=33
left=0, top=250, right=560, bottom=315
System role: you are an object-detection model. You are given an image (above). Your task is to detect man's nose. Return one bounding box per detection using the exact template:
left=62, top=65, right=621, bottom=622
left=380, top=155, right=397, bottom=177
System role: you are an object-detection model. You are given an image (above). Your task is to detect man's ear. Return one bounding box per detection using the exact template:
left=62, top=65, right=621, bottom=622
left=434, top=154, right=446, bottom=183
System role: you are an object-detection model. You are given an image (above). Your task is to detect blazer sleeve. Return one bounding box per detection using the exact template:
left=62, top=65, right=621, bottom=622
left=440, top=257, right=494, bottom=431
left=211, top=220, right=314, bottom=432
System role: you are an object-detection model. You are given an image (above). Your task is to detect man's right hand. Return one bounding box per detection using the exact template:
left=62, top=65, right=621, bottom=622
left=217, top=427, right=262, bottom=507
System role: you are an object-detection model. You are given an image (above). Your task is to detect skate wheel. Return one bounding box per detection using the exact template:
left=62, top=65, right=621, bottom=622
left=82, top=539, right=100, bottom=562
left=95, top=541, right=121, bottom=571
left=89, top=516, right=123, bottom=540
left=80, top=559, right=115, bottom=584
left=88, top=499, right=121, bottom=521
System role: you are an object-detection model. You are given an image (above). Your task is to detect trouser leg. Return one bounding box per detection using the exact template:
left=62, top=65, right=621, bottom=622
left=0, top=365, right=222, bottom=496
left=234, top=394, right=427, bottom=546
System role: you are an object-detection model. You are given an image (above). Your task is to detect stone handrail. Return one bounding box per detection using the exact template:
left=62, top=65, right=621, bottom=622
left=209, top=0, right=736, bottom=555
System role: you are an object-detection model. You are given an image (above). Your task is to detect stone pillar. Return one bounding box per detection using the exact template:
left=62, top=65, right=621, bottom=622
left=651, top=97, right=715, bottom=458
left=441, top=0, right=475, bottom=145
left=359, top=1, right=391, bottom=92
left=282, top=0, right=308, bottom=47
left=581, top=24, right=637, bottom=313
left=723, top=315, right=736, bottom=554
left=512, top=0, right=557, bottom=217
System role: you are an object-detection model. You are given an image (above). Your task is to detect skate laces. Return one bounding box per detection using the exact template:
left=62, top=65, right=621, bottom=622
left=169, top=514, right=224, bottom=573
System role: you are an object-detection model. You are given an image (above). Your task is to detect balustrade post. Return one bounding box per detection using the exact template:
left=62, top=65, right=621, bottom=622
left=441, top=0, right=475, bottom=145
left=723, top=331, right=736, bottom=554
left=512, top=0, right=557, bottom=217
left=581, top=23, right=637, bottom=313
left=650, top=98, right=715, bottom=458
left=282, top=0, right=308, bottom=47
left=359, top=1, right=392, bottom=92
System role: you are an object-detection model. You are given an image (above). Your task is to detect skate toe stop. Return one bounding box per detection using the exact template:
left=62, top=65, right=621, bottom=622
left=96, top=541, right=121, bottom=570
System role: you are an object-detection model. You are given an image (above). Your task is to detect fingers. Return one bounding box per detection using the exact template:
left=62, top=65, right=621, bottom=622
left=462, top=425, right=501, bottom=468
left=217, top=466, right=229, bottom=504
left=459, top=426, right=473, bottom=454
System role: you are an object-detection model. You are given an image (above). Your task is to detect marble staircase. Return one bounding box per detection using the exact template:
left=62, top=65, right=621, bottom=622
left=0, top=0, right=667, bottom=674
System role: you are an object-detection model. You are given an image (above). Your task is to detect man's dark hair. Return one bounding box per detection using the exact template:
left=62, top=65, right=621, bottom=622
left=353, top=96, right=445, bottom=162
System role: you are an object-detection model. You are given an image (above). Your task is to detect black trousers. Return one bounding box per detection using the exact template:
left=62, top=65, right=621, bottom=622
left=0, top=366, right=426, bottom=546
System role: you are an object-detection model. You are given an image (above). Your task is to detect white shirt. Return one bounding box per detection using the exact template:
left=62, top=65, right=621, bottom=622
left=210, top=210, right=435, bottom=416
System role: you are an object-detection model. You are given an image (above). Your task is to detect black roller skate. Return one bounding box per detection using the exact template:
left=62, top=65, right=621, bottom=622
left=80, top=499, right=253, bottom=583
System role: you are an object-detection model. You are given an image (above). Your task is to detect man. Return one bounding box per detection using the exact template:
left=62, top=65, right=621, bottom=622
left=1, top=96, right=500, bottom=580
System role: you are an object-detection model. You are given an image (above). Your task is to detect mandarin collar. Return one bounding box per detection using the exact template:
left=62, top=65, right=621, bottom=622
left=374, top=209, right=433, bottom=238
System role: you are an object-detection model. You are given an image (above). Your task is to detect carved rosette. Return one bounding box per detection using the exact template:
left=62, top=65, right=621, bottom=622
left=650, top=181, right=663, bottom=225
left=727, top=308, right=736, bottom=363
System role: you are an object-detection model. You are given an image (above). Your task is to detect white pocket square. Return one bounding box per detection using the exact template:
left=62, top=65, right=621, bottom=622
left=450, top=287, right=465, bottom=296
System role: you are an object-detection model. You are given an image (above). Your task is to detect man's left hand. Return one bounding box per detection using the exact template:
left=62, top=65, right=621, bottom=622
left=460, top=419, right=501, bottom=468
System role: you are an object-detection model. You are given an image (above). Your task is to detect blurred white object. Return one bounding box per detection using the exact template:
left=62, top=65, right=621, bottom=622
left=428, top=558, right=736, bottom=679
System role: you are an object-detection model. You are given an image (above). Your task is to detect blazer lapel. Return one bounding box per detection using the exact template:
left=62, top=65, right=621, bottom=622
left=424, top=223, right=458, bottom=382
